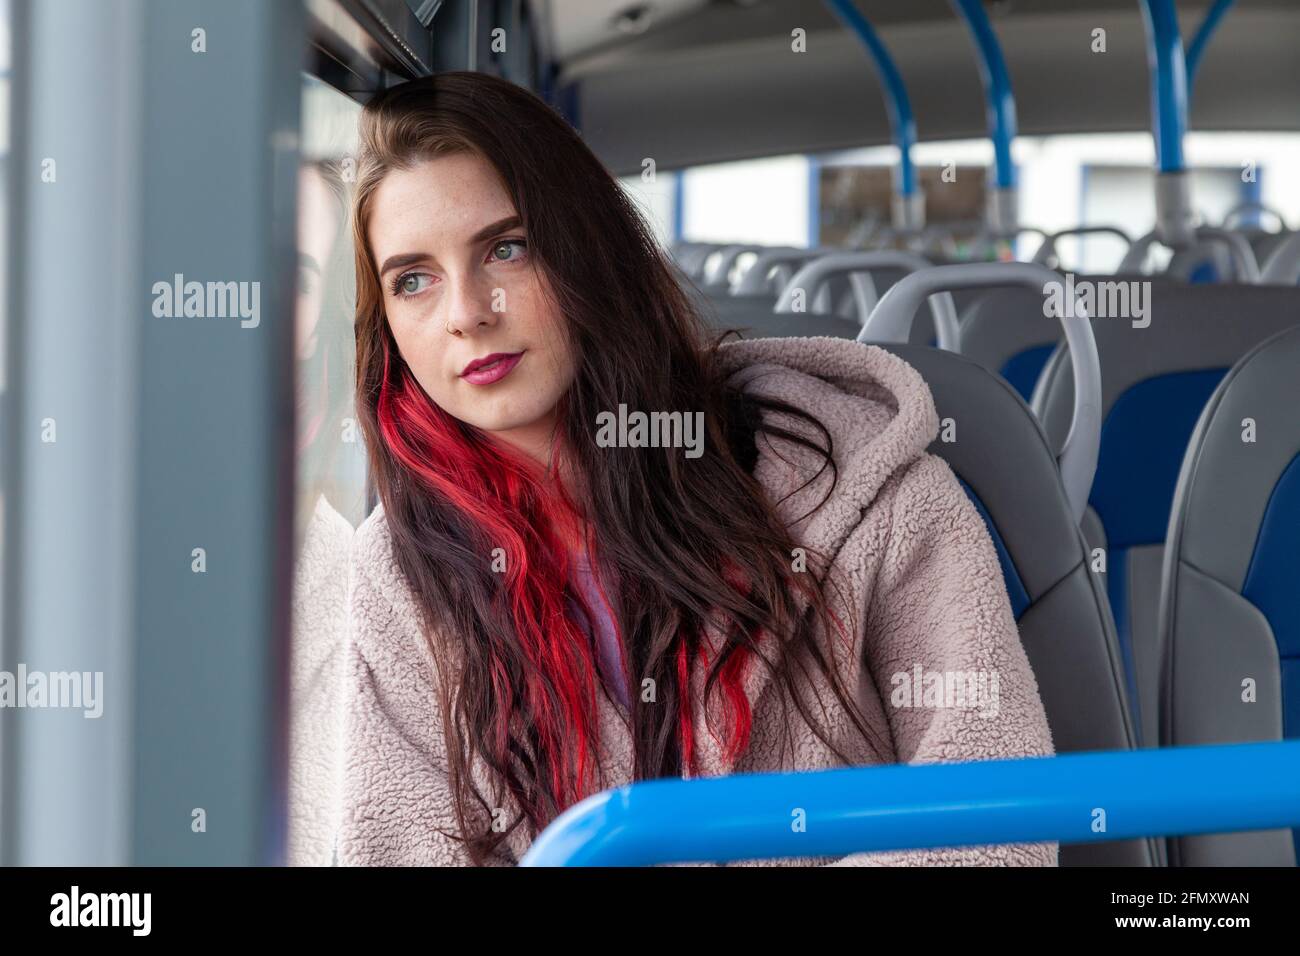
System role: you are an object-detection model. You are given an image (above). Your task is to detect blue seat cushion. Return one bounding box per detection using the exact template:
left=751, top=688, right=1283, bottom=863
left=1240, top=451, right=1300, bottom=855
left=1090, top=369, right=1229, bottom=743
left=956, top=477, right=1031, bottom=620
left=998, top=343, right=1058, bottom=403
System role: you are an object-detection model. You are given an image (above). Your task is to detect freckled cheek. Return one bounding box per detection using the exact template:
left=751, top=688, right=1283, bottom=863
left=499, top=272, right=558, bottom=325
left=389, top=317, right=454, bottom=387
left=486, top=278, right=518, bottom=316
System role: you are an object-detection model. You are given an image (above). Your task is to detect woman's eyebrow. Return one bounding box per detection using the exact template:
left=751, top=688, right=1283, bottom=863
left=378, top=251, right=431, bottom=279
left=469, top=214, right=522, bottom=243
left=377, top=216, right=522, bottom=280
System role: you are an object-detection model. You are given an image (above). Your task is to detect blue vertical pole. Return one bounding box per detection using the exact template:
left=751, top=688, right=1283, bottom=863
left=949, top=0, right=1018, bottom=233
left=1138, top=0, right=1195, bottom=246
left=950, top=0, right=1016, bottom=190
left=1239, top=167, right=1262, bottom=229
left=822, top=0, right=923, bottom=230
left=1138, top=0, right=1188, bottom=174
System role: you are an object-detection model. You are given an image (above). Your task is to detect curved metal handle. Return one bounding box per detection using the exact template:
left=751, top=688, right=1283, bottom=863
left=1117, top=230, right=1159, bottom=273
left=701, top=244, right=766, bottom=289
left=775, top=251, right=960, bottom=351
left=1031, top=226, right=1133, bottom=266
left=1118, top=227, right=1262, bottom=282
left=672, top=242, right=725, bottom=280
left=1261, top=231, right=1300, bottom=284
left=1221, top=200, right=1287, bottom=232
left=1195, top=227, right=1262, bottom=282
left=860, top=262, right=1101, bottom=524
left=732, top=247, right=827, bottom=295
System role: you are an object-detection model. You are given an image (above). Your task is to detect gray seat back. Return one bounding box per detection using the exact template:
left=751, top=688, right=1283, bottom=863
left=960, top=275, right=1180, bottom=403
left=869, top=266, right=949, bottom=346
left=1246, top=229, right=1290, bottom=269
left=1159, top=325, right=1300, bottom=866
left=959, top=287, right=1066, bottom=402
left=732, top=247, right=827, bottom=296
left=700, top=244, right=765, bottom=291
left=672, top=242, right=724, bottom=280
left=1032, top=284, right=1300, bottom=751
left=879, top=344, right=1155, bottom=867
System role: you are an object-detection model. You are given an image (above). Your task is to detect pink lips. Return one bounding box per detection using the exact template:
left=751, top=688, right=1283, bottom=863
left=460, top=351, right=523, bottom=386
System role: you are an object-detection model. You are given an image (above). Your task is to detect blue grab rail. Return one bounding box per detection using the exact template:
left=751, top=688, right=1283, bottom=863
left=823, top=0, right=918, bottom=198
left=949, top=0, right=1017, bottom=190
left=1185, top=0, right=1236, bottom=95
left=1138, top=0, right=1188, bottom=173
left=521, top=740, right=1300, bottom=866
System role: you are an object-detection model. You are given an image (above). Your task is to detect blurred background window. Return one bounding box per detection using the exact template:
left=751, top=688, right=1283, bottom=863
left=285, top=72, right=366, bottom=867
left=622, top=131, right=1300, bottom=274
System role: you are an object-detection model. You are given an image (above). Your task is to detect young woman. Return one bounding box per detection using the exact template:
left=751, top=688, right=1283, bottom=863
left=340, top=71, right=1056, bottom=866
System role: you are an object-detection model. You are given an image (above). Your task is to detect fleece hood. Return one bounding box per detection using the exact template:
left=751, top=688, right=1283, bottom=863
left=715, top=335, right=941, bottom=560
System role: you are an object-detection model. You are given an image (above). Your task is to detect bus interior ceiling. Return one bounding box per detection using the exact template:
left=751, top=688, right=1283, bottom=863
left=553, top=0, right=1300, bottom=175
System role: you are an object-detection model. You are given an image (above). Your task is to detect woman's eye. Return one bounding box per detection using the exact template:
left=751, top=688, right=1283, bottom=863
left=395, top=272, right=432, bottom=297
left=488, top=239, right=527, bottom=264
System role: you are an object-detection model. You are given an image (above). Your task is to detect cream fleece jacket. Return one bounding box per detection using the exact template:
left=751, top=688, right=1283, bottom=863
left=287, top=493, right=353, bottom=866
left=339, top=336, right=1058, bottom=866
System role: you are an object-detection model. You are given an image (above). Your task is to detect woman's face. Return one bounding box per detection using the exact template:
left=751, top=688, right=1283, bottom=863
left=368, top=151, right=576, bottom=464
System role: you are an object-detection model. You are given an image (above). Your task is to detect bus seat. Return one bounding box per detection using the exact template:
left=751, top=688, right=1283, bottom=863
left=1169, top=243, right=1235, bottom=284
left=959, top=276, right=1179, bottom=402
left=1248, top=229, right=1292, bottom=271
left=958, top=287, right=1063, bottom=401
left=671, top=241, right=724, bottom=281
left=731, top=247, right=827, bottom=296
left=866, top=266, right=946, bottom=345
left=1159, top=325, right=1300, bottom=866
left=1032, top=285, right=1300, bottom=750
left=879, top=344, right=1155, bottom=867
left=700, top=243, right=766, bottom=292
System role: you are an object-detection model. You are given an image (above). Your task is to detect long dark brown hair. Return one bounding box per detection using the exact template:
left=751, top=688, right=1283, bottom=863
left=352, top=71, right=886, bottom=862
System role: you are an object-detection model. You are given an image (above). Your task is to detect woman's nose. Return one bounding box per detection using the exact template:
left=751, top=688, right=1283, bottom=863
left=443, top=275, right=502, bottom=337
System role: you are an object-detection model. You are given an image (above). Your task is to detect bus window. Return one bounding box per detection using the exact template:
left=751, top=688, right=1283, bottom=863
left=286, top=73, right=367, bottom=867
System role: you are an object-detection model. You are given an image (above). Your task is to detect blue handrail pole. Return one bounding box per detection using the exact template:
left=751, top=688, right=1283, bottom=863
left=1138, top=0, right=1196, bottom=246
left=1185, top=0, right=1236, bottom=96
left=671, top=170, right=685, bottom=244
left=521, top=740, right=1300, bottom=866
left=949, top=0, right=1018, bottom=235
left=822, top=0, right=924, bottom=231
